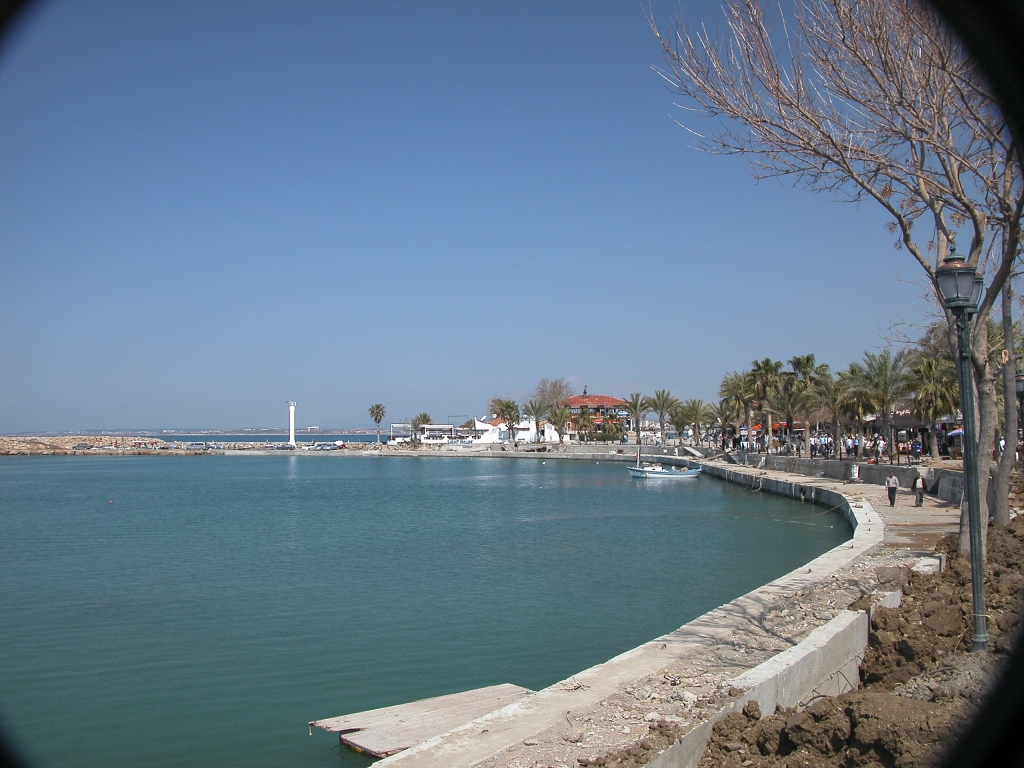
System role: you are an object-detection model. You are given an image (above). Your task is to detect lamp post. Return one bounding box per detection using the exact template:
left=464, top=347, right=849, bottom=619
left=935, top=248, right=988, bottom=651
left=1016, top=373, right=1024, bottom=441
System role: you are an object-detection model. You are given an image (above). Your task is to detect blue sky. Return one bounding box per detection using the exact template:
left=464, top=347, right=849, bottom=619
left=0, top=1, right=932, bottom=432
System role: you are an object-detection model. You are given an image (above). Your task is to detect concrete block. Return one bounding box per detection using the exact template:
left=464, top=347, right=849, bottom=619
left=937, top=472, right=965, bottom=505
left=649, top=611, right=867, bottom=768
left=912, top=557, right=942, bottom=575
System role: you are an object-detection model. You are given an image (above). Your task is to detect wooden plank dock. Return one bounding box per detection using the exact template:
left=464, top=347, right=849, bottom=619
left=309, top=683, right=533, bottom=758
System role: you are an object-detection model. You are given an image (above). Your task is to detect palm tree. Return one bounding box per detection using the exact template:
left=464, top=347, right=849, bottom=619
left=409, top=412, right=432, bottom=445
left=647, top=389, right=680, bottom=446
left=575, top=407, right=595, bottom=442
left=911, top=357, right=959, bottom=460
left=810, top=373, right=843, bottom=457
left=522, top=399, right=548, bottom=443
left=789, top=354, right=830, bottom=443
left=368, top=404, right=386, bottom=445
left=548, top=406, right=571, bottom=444
left=709, top=399, right=741, bottom=447
left=860, top=349, right=910, bottom=462
left=679, top=398, right=714, bottom=445
left=839, top=364, right=873, bottom=458
left=598, top=413, right=625, bottom=442
left=495, top=400, right=521, bottom=444
left=764, top=375, right=808, bottom=450
left=719, top=370, right=755, bottom=438
left=789, top=354, right=829, bottom=387
left=668, top=403, right=690, bottom=445
left=750, top=359, right=783, bottom=448
left=624, top=392, right=650, bottom=445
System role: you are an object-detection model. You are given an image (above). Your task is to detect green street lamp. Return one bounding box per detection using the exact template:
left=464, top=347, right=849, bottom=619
left=935, top=247, right=988, bottom=651
left=1016, top=373, right=1024, bottom=443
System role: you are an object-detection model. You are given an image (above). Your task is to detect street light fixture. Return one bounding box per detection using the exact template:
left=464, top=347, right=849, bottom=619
left=935, top=247, right=988, bottom=651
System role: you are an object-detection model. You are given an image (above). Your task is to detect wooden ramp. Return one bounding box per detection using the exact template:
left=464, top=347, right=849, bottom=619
left=309, top=683, right=533, bottom=758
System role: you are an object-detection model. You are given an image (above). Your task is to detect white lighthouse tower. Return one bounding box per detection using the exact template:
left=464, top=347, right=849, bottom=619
left=287, top=401, right=297, bottom=447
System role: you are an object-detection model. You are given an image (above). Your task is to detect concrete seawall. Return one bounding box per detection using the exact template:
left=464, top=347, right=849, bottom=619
left=378, top=459, right=886, bottom=768
left=730, top=453, right=964, bottom=505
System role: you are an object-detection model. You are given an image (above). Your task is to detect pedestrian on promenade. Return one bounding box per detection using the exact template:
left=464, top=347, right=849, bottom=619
left=885, top=471, right=900, bottom=507
left=911, top=472, right=925, bottom=507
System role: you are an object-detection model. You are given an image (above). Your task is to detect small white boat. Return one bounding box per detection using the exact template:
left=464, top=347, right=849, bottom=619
left=627, top=445, right=701, bottom=478
left=628, top=463, right=702, bottom=479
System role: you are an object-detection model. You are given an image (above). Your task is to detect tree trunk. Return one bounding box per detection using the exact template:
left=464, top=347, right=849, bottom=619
left=930, top=419, right=941, bottom=461
left=992, top=281, right=1016, bottom=526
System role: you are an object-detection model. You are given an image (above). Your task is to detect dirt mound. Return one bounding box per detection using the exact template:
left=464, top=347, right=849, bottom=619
left=697, top=693, right=961, bottom=768
left=862, top=519, right=1024, bottom=690
left=692, top=519, right=1024, bottom=768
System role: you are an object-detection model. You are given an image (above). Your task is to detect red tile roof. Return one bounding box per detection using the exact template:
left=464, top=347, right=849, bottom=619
left=563, top=394, right=627, bottom=408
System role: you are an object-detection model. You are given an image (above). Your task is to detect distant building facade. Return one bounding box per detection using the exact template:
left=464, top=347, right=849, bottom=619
left=562, top=390, right=627, bottom=435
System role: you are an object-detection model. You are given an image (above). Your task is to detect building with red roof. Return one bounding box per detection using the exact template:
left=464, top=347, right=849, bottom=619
left=560, top=387, right=627, bottom=437
left=563, top=394, right=628, bottom=411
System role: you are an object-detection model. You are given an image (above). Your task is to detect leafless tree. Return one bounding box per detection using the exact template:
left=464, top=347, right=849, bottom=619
left=652, top=0, right=1024, bottom=553
left=532, top=377, right=576, bottom=409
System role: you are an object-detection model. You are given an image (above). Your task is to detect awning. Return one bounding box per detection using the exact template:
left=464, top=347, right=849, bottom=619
left=891, top=414, right=928, bottom=428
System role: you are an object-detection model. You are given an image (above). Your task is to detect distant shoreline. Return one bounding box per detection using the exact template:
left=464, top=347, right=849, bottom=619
left=1, top=434, right=677, bottom=460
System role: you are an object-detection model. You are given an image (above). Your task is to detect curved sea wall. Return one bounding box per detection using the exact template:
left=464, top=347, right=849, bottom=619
left=378, top=459, right=885, bottom=768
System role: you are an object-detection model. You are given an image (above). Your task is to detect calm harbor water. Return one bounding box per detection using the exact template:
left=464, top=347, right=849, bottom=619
left=158, top=434, right=383, bottom=443
left=0, top=456, right=850, bottom=768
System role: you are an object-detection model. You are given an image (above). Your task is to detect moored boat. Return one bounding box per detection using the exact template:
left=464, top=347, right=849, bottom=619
left=627, top=443, right=701, bottom=478
left=627, top=463, right=702, bottom=479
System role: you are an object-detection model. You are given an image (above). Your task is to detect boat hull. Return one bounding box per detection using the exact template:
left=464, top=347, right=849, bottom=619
left=627, top=466, right=701, bottom=479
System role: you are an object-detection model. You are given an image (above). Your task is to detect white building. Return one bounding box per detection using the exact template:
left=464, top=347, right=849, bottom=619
left=472, top=417, right=560, bottom=444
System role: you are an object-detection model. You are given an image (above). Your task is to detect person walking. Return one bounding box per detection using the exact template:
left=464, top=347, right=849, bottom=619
left=911, top=472, right=925, bottom=507
left=885, top=471, right=900, bottom=507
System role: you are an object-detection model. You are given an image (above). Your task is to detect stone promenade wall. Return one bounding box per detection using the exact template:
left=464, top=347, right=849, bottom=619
left=733, top=453, right=965, bottom=505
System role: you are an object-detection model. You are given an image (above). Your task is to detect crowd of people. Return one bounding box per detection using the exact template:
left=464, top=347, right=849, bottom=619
left=719, top=430, right=929, bottom=463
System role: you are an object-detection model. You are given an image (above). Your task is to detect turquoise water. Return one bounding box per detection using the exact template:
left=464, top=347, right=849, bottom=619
left=0, top=456, right=849, bottom=768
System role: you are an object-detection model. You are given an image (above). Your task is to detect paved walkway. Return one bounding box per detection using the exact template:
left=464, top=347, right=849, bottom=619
left=702, top=457, right=961, bottom=551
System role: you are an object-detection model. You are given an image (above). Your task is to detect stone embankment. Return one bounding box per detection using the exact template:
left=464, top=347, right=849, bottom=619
left=0, top=435, right=220, bottom=455
left=0, top=435, right=164, bottom=455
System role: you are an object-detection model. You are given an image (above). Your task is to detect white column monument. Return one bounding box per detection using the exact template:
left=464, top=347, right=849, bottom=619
left=288, top=401, right=297, bottom=447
